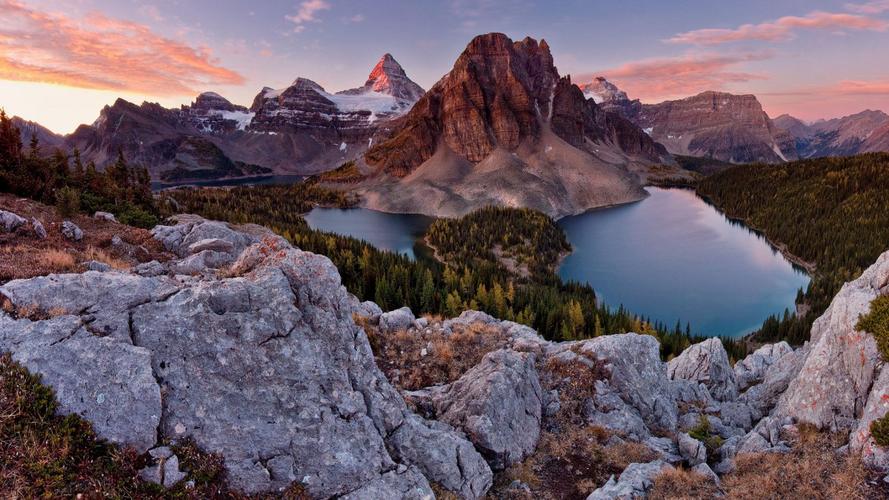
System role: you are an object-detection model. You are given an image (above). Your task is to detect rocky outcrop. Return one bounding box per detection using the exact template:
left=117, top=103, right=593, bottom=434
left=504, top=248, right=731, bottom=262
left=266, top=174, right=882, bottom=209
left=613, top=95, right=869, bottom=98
left=774, top=251, right=889, bottom=432
left=0, top=216, right=491, bottom=497
left=406, top=349, right=543, bottom=470
left=561, top=333, right=679, bottom=435
left=361, top=33, right=668, bottom=218
left=734, top=341, right=793, bottom=391
left=667, top=337, right=738, bottom=402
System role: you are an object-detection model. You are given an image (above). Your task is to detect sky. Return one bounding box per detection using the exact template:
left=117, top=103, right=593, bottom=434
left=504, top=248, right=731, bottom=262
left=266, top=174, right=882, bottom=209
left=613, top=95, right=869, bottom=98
left=2, top=0, right=889, bottom=133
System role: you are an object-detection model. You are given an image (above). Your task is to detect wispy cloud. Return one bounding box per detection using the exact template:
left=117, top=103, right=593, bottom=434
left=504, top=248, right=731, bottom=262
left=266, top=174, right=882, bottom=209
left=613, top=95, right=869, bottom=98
left=667, top=10, right=888, bottom=45
left=579, top=52, right=772, bottom=101
left=286, top=0, right=331, bottom=33
left=846, top=0, right=889, bottom=14
left=347, top=13, right=365, bottom=23
left=830, top=79, right=889, bottom=95
left=0, top=0, right=243, bottom=95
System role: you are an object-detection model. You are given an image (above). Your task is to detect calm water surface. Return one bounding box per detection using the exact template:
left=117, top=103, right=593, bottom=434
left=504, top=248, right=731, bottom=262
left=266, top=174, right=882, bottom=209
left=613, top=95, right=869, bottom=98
left=305, top=188, right=810, bottom=338
left=304, top=208, right=434, bottom=259
left=558, top=188, right=810, bottom=337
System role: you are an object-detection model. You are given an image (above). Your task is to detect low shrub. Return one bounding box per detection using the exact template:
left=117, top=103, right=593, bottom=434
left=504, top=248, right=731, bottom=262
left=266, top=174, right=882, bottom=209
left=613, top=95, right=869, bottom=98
left=857, top=295, right=889, bottom=362
left=871, top=413, right=889, bottom=447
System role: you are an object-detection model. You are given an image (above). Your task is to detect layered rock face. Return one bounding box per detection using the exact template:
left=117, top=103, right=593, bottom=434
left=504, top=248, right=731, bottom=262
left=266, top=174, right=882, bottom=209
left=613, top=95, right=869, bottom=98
left=62, top=54, right=424, bottom=181
left=635, top=91, right=793, bottom=164
left=361, top=33, right=669, bottom=218
left=0, top=216, right=491, bottom=497
left=774, top=109, right=889, bottom=158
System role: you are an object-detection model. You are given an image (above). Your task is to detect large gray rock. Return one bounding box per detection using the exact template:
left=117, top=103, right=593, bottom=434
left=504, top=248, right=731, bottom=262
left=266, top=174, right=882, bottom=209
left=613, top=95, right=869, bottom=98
left=61, top=220, right=83, bottom=241
left=0, top=217, right=492, bottom=497
left=678, top=432, right=707, bottom=466
left=849, top=365, right=889, bottom=471
left=340, top=465, right=434, bottom=500
left=667, top=338, right=738, bottom=402
left=0, top=209, right=26, bottom=232
left=562, top=333, right=678, bottom=434
left=379, top=306, right=418, bottom=333
left=739, top=344, right=808, bottom=416
left=406, top=349, right=543, bottom=470
left=774, top=251, right=889, bottom=431
left=734, top=342, right=793, bottom=391
left=0, top=314, right=161, bottom=452
left=586, top=460, right=673, bottom=500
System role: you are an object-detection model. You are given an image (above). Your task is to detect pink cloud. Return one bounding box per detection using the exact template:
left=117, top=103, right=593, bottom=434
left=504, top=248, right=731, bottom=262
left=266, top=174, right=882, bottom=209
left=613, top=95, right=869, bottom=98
left=578, top=52, right=771, bottom=102
left=829, top=79, right=889, bottom=95
left=0, top=0, right=244, bottom=95
left=286, top=0, right=331, bottom=33
left=668, top=11, right=888, bottom=45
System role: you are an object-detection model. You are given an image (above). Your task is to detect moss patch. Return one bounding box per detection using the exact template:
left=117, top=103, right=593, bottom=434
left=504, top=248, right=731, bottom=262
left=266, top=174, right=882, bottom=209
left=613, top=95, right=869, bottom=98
left=857, top=295, right=889, bottom=362
left=871, top=413, right=889, bottom=447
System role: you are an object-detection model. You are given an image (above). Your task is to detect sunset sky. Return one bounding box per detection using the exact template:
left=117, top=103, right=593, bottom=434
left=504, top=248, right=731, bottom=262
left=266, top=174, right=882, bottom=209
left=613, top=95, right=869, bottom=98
left=3, top=0, right=889, bottom=133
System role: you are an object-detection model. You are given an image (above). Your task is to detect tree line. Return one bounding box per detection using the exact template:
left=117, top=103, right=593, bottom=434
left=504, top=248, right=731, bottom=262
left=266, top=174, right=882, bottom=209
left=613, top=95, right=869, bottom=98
left=0, top=110, right=157, bottom=227
left=697, top=153, right=889, bottom=344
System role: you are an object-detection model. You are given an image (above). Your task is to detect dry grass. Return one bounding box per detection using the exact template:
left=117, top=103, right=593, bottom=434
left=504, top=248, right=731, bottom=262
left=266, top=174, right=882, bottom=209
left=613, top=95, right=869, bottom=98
left=493, top=425, right=658, bottom=500
left=0, top=353, right=310, bottom=499
left=83, top=246, right=130, bottom=270
left=366, top=319, right=512, bottom=390
left=649, top=468, right=720, bottom=500
left=719, top=424, right=886, bottom=500
left=0, top=193, right=170, bottom=281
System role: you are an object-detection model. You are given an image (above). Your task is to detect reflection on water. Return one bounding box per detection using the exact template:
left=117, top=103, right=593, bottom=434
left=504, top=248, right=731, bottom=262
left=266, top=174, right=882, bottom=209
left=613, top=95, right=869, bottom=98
left=304, top=208, right=434, bottom=259
left=558, top=188, right=810, bottom=338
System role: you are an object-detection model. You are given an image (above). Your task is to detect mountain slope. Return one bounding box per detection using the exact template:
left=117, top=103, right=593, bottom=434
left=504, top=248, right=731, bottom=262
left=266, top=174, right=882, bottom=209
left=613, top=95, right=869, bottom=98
left=360, top=33, right=671, bottom=218
left=12, top=116, right=65, bottom=151
left=59, top=54, right=424, bottom=181
left=774, top=110, right=889, bottom=158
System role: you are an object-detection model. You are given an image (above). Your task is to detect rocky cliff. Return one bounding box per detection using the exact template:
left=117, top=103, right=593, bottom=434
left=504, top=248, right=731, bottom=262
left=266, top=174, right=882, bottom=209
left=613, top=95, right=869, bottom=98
left=3, top=211, right=889, bottom=497
left=359, top=33, right=671, bottom=218
left=582, top=78, right=796, bottom=164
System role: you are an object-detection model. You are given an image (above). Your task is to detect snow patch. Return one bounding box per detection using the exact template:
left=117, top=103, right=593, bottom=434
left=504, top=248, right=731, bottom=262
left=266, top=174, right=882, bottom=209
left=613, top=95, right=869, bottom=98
left=339, top=142, right=347, bottom=151
left=216, top=110, right=254, bottom=131
left=583, top=91, right=605, bottom=104
left=643, top=127, right=653, bottom=136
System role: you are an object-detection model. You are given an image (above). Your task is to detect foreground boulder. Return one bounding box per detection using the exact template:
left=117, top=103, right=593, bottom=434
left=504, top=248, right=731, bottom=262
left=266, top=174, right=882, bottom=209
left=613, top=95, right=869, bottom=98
left=775, top=251, right=889, bottom=432
left=667, top=337, right=738, bottom=402
left=406, top=349, right=543, bottom=470
left=0, top=217, right=491, bottom=497
left=61, top=220, right=83, bottom=241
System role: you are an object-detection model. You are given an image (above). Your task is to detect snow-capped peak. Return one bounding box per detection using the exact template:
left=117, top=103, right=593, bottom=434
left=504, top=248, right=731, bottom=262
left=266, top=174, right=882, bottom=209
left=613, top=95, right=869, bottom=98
left=338, top=53, right=425, bottom=104
left=579, top=77, right=630, bottom=105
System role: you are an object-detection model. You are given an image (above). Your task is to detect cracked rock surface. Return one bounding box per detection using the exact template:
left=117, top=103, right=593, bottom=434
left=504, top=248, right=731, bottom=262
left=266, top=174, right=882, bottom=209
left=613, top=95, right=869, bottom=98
left=0, top=216, right=491, bottom=497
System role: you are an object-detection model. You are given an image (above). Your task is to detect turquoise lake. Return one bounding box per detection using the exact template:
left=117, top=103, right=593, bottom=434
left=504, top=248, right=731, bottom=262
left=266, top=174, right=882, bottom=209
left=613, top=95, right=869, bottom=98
left=305, top=187, right=810, bottom=338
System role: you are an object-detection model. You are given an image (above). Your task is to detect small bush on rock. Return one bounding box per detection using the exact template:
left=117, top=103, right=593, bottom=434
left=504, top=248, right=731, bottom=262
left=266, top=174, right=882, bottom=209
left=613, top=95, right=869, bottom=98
left=857, top=295, right=889, bottom=362
left=870, top=413, right=889, bottom=447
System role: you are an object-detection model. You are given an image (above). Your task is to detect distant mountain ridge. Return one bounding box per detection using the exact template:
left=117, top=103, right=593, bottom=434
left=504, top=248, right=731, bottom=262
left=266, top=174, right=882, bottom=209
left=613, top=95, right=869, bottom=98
left=773, top=110, right=889, bottom=158
left=13, top=53, right=425, bottom=183
left=581, top=78, right=794, bottom=164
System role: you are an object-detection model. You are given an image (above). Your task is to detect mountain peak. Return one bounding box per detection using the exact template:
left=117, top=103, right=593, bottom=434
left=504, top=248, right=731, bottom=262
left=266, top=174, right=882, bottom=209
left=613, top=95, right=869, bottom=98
left=338, top=53, right=424, bottom=103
